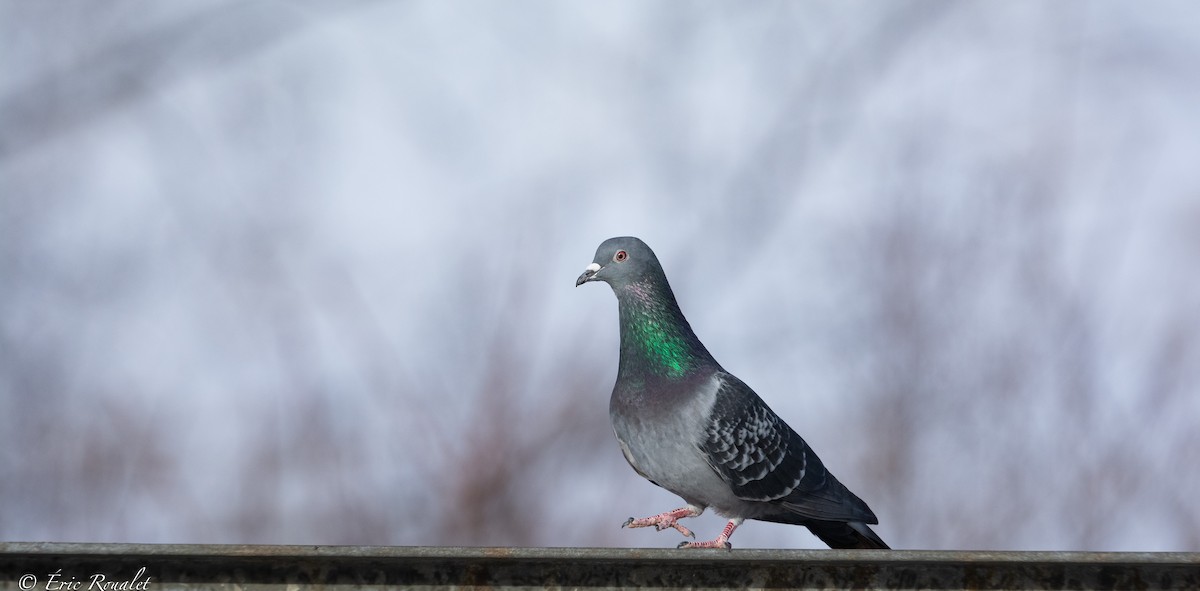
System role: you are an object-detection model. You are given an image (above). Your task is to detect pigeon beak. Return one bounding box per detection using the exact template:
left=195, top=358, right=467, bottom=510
left=576, top=262, right=602, bottom=286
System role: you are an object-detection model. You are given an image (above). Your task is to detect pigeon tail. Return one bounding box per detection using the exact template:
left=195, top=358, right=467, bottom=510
left=806, top=520, right=890, bottom=549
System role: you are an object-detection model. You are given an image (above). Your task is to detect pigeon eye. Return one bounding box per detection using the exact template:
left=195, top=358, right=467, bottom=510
left=613, top=250, right=628, bottom=263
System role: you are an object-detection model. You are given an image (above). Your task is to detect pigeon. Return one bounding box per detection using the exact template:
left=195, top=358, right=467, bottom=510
left=576, top=236, right=888, bottom=550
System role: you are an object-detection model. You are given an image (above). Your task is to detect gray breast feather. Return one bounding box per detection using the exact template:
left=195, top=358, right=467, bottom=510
left=610, top=372, right=727, bottom=500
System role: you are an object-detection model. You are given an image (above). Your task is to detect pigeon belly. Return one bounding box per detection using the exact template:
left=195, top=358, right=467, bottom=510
left=610, top=373, right=748, bottom=514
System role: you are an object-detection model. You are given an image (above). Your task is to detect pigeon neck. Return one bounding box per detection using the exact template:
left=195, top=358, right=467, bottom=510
left=615, top=279, right=713, bottom=380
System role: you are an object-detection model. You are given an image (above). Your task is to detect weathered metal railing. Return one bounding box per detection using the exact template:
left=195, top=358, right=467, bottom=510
left=1, top=543, right=1197, bottom=590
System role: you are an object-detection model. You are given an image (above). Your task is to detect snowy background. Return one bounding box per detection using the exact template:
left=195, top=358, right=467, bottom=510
left=3, top=1, right=1199, bottom=551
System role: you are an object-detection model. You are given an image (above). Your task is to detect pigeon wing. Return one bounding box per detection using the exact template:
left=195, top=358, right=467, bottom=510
left=700, top=373, right=877, bottom=523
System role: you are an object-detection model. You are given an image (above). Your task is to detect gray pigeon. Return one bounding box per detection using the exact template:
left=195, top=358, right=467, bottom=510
left=576, top=236, right=888, bottom=550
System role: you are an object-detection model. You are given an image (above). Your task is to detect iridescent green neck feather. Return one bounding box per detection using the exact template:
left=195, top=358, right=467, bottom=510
left=616, top=281, right=714, bottom=380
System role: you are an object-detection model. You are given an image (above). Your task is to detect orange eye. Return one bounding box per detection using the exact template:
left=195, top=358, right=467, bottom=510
left=613, top=250, right=628, bottom=262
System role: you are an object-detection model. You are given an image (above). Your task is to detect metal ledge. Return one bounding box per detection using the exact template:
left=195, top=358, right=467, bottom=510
left=1, top=543, right=1197, bottom=590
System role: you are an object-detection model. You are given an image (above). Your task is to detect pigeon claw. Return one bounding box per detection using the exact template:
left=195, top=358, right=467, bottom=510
left=655, top=522, right=695, bottom=537
left=622, top=512, right=696, bottom=538
left=677, top=539, right=733, bottom=550
left=678, top=518, right=740, bottom=550
left=664, top=521, right=693, bottom=538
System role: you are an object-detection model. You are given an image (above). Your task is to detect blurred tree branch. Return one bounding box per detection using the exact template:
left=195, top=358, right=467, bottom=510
left=0, top=1, right=378, bottom=162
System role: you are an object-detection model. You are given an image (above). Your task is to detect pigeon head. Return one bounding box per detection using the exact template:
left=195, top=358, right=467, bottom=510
left=575, top=236, right=665, bottom=289
left=576, top=236, right=717, bottom=380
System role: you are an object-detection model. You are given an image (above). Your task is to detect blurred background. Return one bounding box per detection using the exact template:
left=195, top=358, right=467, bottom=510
left=2, top=1, right=1199, bottom=551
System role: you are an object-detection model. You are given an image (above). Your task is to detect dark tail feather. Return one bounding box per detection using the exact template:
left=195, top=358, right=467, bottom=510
left=807, top=520, right=890, bottom=549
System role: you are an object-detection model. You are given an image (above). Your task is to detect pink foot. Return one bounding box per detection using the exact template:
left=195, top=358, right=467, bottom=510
left=678, top=518, right=742, bottom=550
left=621, top=506, right=702, bottom=539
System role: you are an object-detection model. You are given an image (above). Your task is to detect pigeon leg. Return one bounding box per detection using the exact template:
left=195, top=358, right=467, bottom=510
left=678, top=518, right=743, bottom=550
left=622, top=505, right=703, bottom=538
